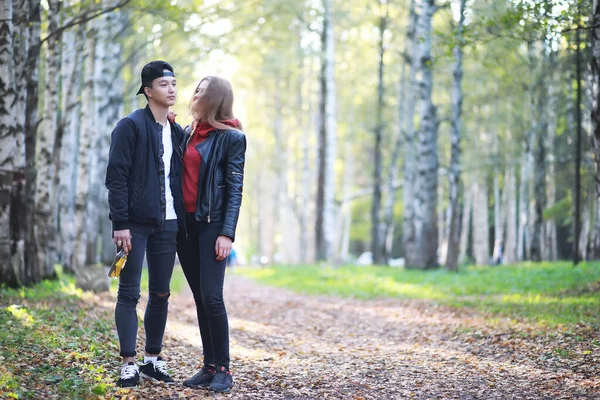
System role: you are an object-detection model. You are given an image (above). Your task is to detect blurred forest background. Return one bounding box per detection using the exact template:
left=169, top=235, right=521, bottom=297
left=1, top=0, right=598, bottom=286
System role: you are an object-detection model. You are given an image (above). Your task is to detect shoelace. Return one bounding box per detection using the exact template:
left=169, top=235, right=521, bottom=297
left=212, top=370, right=229, bottom=384
left=153, top=359, right=170, bottom=376
left=120, top=364, right=138, bottom=380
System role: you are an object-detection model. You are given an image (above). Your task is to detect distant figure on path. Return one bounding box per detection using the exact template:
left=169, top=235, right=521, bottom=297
left=105, top=61, right=186, bottom=387
left=175, top=76, right=246, bottom=393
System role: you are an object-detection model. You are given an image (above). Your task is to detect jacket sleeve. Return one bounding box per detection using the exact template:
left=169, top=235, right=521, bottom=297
left=105, top=118, right=136, bottom=232
left=221, top=132, right=247, bottom=242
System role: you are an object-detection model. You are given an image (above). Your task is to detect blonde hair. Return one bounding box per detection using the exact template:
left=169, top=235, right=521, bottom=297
left=190, top=76, right=243, bottom=131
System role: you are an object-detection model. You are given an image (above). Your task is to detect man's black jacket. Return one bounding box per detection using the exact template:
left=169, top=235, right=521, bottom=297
left=187, top=127, right=246, bottom=242
left=105, top=105, right=186, bottom=231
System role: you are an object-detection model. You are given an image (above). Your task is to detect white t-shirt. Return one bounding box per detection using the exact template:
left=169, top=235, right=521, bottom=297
left=162, top=122, right=177, bottom=220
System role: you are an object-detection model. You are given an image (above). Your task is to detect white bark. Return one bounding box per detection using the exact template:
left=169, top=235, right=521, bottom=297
left=458, top=182, right=472, bottom=265
left=36, top=0, right=62, bottom=272
left=383, top=58, right=407, bottom=260
left=504, top=167, right=518, bottom=264
left=72, top=23, right=96, bottom=270
left=402, top=0, right=419, bottom=267
left=406, top=0, right=438, bottom=269
left=445, top=0, right=466, bottom=271
left=315, top=0, right=337, bottom=263
left=57, top=24, right=85, bottom=272
left=579, top=203, right=591, bottom=260
left=543, top=50, right=558, bottom=261
left=0, top=0, right=24, bottom=284
left=591, top=0, right=600, bottom=258
left=472, top=180, right=490, bottom=266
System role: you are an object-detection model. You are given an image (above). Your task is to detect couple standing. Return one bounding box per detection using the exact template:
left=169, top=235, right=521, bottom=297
left=105, top=60, right=246, bottom=393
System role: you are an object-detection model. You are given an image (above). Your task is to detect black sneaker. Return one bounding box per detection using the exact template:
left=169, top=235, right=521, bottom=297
left=209, top=366, right=233, bottom=393
left=117, top=362, right=140, bottom=388
left=139, top=356, right=175, bottom=385
left=183, top=365, right=216, bottom=388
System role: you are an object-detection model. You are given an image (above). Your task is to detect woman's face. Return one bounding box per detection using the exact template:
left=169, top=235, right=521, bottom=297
left=191, top=79, right=210, bottom=119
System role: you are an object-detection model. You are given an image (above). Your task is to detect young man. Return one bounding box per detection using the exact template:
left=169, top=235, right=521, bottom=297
left=105, top=61, right=186, bottom=387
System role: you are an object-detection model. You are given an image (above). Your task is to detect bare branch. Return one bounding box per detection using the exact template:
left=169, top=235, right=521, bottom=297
left=41, top=0, right=132, bottom=45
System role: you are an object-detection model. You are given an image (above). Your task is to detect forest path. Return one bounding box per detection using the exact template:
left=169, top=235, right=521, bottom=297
left=130, top=273, right=598, bottom=399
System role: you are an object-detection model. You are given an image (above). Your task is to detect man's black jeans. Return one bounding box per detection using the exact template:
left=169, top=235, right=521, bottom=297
left=115, top=220, right=178, bottom=357
left=177, top=212, right=230, bottom=369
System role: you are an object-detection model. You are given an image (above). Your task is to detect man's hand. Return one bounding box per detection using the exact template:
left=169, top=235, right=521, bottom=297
left=114, top=229, right=132, bottom=255
left=215, top=235, right=232, bottom=261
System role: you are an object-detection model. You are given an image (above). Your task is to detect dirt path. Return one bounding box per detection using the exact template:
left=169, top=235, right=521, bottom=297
left=142, top=273, right=599, bottom=399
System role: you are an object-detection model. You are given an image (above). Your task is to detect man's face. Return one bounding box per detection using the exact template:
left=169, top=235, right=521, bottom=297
left=145, top=70, right=177, bottom=107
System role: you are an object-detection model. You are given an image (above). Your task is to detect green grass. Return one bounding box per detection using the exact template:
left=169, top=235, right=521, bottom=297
left=235, top=261, right=600, bottom=327
left=0, top=265, right=188, bottom=399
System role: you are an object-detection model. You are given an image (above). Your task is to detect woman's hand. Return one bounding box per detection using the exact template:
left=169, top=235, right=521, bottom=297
left=215, top=235, right=232, bottom=261
left=167, top=110, right=177, bottom=124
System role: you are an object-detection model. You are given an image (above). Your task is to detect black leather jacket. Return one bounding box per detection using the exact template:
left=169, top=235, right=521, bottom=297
left=185, top=127, right=247, bottom=242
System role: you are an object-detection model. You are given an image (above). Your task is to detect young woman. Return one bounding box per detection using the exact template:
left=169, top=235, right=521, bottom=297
left=176, top=76, right=246, bottom=393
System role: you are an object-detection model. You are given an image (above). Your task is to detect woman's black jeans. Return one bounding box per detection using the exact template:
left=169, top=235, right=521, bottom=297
left=115, top=220, right=178, bottom=357
left=177, top=212, right=230, bottom=369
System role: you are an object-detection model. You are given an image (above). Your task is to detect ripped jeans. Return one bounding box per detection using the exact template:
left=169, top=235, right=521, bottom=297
left=115, top=220, right=178, bottom=357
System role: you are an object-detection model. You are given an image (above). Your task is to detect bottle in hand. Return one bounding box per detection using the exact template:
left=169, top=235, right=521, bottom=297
left=108, top=249, right=127, bottom=279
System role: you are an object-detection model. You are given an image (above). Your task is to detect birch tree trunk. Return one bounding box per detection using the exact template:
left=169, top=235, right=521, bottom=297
left=531, top=47, right=548, bottom=262
left=591, top=0, right=600, bottom=260
left=579, top=203, right=591, bottom=261
left=544, top=50, right=558, bottom=261
left=445, top=0, right=466, bottom=271
left=472, top=180, right=490, bottom=266
left=504, top=167, right=518, bottom=264
left=36, top=0, right=62, bottom=273
left=0, top=0, right=26, bottom=286
left=382, top=57, right=407, bottom=261
left=99, top=11, right=126, bottom=265
left=315, top=0, right=337, bottom=263
left=272, top=73, right=285, bottom=262
left=458, top=183, right=472, bottom=265
left=402, top=0, right=419, bottom=268
left=371, top=0, right=388, bottom=265
left=406, top=0, right=438, bottom=269
left=25, top=0, right=46, bottom=282
left=57, top=24, right=85, bottom=272
left=296, top=37, right=311, bottom=264
left=71, top=23, right=96, bottom=270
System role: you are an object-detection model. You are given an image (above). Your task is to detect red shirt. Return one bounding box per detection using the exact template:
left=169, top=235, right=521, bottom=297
left=182, top=120, right=240, bottom=212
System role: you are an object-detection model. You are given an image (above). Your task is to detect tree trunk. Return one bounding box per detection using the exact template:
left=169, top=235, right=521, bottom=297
left=315, top=0, right=337, bottom=263
left=573, top=12, right=583, bottom=265
left=504, top=167, right=518, bottom=264
left=472, top=180, right=490, bottom=266
left=72, top=23, right=96, bottom=270
left=531, top=45, right=548, bottom=262
left=382, top=57, right=408, bottom=261
left=0, top=0, right=26, bottom=286
left=405, top=0, right=438, bottom=269
left=402, top=0, right=419, bottom=268
left=57, top=24, right=85, bottom=273
left=445, top=0, right=466, bottom=271
left=371, top=0, right=388, bottom=265
left=544, top=49, right=558, bottom=261
left=591, top=0, right=600, bottom=260
left=579, top=203, right=591, bottom=261
left=36, top=0, right=62, bottom=274
left=99, top=11, right=126, bottom=265
left=272, top=72, right=285, bottom=262
left=458, top=183, right=472, bottom=265
left=24, top=0, right=47, bottom=282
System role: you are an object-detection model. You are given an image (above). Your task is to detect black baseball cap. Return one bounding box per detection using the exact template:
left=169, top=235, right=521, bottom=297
left=136, top=61, right=175, bottom=95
